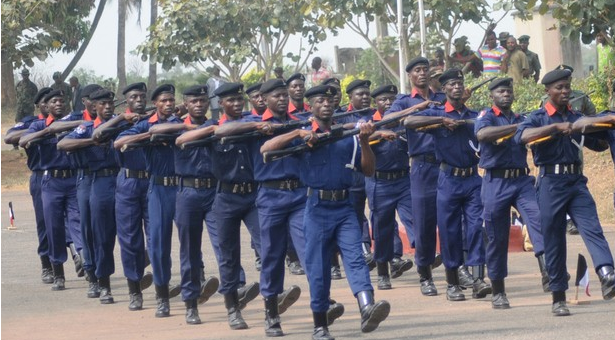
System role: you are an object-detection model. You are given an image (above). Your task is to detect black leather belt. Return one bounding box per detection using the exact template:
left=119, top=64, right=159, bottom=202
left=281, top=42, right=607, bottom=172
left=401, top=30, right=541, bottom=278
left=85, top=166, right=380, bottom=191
left=77, top=168, right=91, bottom=176
left=124, top=169, right=149, bottom=179
left=411, top=153, right=438, bottom=164
left=440, top=163, right=476, bottom=177
left=180, top=177, right=217, bottom=189
left=33, top=170, right=45, bottom=175
left=374, top=169, right=408, bottom=181
left=489, top=168, right=530, bottom=179
left=219, top=181, right=255, bottom=194
left=307, top=187, right=349, bottom=201
left=44, top=169, right=76, bottom=178
left=93, top=168, right=120, bottom=177
left=540, top=164, right=582, bottom=175
left=152, top=175, right=179, bottom=186
left=261, top=179, right=302, bottom=190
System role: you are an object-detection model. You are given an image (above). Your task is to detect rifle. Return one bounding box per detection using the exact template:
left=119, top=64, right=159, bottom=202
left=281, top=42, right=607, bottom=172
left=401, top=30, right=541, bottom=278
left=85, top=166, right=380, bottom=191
left=526, top=111, right=615, bottom=146
left=415, top=118, right=476, bottom=132
left=120, top=133, right=179, bottom=152
left=262, top=107, right=417, bottom=163
left=469, top=76, right=497, bottom=93
left=24, top=121, right=83, bottom=148
left=569, top=90, right=595, bottom=104
left=178, top=135, right=220, bottom=150
left=114, top=99, right=127, bottom=108
left=368, top=129, right=406, bottom=145
left=219, top=108, right=372, bottom=144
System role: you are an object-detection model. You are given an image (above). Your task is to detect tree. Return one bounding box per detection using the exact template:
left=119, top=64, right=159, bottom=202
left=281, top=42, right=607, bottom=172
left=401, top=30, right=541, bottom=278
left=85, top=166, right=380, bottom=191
left=500, top=0, right=614, bottom=44
left=118, top=0, right=143, bottom=94
left=1, top=0, right=96, bottom=109
left=147, top=0, right=158, bottom=95
left=137, top=0, right=333, bottom=81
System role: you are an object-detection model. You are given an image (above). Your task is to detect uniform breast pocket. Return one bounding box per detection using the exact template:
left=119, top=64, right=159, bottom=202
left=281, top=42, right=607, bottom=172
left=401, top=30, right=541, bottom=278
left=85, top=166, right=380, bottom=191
left=304, top=151, right=328, bottom=184
left=213, top=143, right=237, bottom=168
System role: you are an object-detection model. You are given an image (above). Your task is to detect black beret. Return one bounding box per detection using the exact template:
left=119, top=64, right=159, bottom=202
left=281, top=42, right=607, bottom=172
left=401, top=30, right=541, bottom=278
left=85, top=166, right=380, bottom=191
left=438, top=68, right=464, bottom=85
left=286, top=73, right=306, bottom=84
left=34, top=87, right=53, bottom=104
left=122, top=82, right=147, bottom=95
left=305, top=85, right=337, bottom=99
left=541, top=69, right=572, bottom=86
left=213, top=82, right=244, bottom=98
left=554, top=64, right=574, bottom=73
left=345, top=79, right=371, bottom=94
left=151, top=84, right=175, bottom=100
left=43, top=89, right=64, bottom=103
left=259, top=79, right=287, bottom=95
left=246, top=82, right=263, bottom=95
left=405, top=56, right=429, bottom=72
left=518, top=35, right=530, bottom=42
left=81, top=84, right=103, bottom=99
left=182, top=85, right=208, bottom=96
left=371, top=84, right=398, bottom=98
left=89, top=89, right=115, bottom=101
left=488, top=77, right=513, bottom=91
left=321, top=77, right=341, bottom=86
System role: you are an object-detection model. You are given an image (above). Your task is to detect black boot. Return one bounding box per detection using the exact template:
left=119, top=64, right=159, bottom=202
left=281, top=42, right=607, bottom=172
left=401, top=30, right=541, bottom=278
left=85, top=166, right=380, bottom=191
left=390, top=257, right=413, bottom=279
left=40, top=256, right=54, bottom=284
left=140, top=271, right=153, bottom=291
left=537, top=254, right=550, bottom=292
left=169, top=283, right=181, bottom=298
left=491, top=279, right=510, bottom=309
left=376, top=262, right=391, bottom=290
left=185, top=299, right=201, bottom=325
left=356, top=290, right=390, bottom=333
left=127, top=279, right=143, bottom=311
left=278, top=285, right=301, bottom=314
left=224, top=291, right=248, bottom=330
left=457, top=265, right=474, bottom=288
left=417, top=266, right=437, bottom=296
left=445, top=268, right=465, bottom=301
left=264, top=296, right=283, bottom=337
left=362, top=243, right=376, bottom=271
left=69, top=243, right=84, bottom=277
left=86, top=270, right=100, bottom=298
left=326, top=299, right=345, bottom=326
left=198, top=276, right=219, bottom=305
left=331, top=253, right=342, bottom=280
left=237, top=282, right=260, bottom=310
left=98, top=276, right=114, bottom=304
left=598, top=265, right=615, bottom=300
left=51, top=263, right=65, bottom=291
left=155, top=285, right=171, bottom=317
left=312, top=312, right=334, bottom=340
left=471, top=265, right=492, bottom=299
left=551, top=291, right=570, bottom=316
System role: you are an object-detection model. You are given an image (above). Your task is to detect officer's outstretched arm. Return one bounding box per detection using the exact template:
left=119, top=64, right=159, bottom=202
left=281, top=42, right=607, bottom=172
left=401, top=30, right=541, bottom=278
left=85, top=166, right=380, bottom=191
left=358, top=122, right=376, bottom=177
left=149, top=122, right=188, bottom=135
left=403, top=115, right=443, bottom=129
left=175, top=125, right=217, bottom=145
left=572, top=115, right=615, bottom=134
left=57, top=137, right=96, bottom=151
left=519, top=123, right=570, bottom=144
left=4, top=130, right=28, bottom=145
left=18, top=128, right=51, bottom=148
left=260, top=129, right=310, bottom=154
left=114, top=132, right=151, bottom=150
left=476, top=124, right=518, bottom=143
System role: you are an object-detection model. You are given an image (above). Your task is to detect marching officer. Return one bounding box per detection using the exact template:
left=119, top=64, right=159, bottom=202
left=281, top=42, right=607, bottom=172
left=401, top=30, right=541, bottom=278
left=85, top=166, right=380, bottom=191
left=515, top=68, right=615, bottom=315
left=261, top=84, right=391, bottom=340
left=474, top=78, right=547, bottom=309
left=387, top=56, right=445, bottom=296
left=247, top=82, right=266, bottom=116
left=115, top=84, right=182, bottom=318
left=287, top=73, right=310, bottom=119
left=404, top=68, right=490, bottom=302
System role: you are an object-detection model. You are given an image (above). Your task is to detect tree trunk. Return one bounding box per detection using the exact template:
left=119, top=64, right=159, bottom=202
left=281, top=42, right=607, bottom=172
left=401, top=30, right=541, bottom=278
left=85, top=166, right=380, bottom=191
left=60, top=0, right=108, bottom=80
left=1, top=54, right=16, bottom=111
left=117, top=0, right=127, bottom=95
left=147, top=0, right=158, bottom=97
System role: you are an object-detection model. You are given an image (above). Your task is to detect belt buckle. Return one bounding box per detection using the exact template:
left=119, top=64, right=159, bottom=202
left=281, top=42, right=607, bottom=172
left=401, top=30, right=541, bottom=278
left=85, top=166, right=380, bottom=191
left=330, top=190, right=340, bottom=201
left=562, top=165, right=569, bottom=174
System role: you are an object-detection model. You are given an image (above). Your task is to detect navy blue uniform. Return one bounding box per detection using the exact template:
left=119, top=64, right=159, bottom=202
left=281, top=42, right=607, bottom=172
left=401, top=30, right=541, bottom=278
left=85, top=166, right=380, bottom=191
left=366, top=110, right=413, bottom=263
left=298, top=121, right=373, bottom=312
left=8, top=116, right=49, bottom=258
left=252, top=110, right=308, bottom=298
left=387, top=90, right=446, bottom=267
left=174, top=118, right=219, bottom=301
left=65, top=118, right=120, bottom=279
left=418, top=102, right=484, bottom=269
left=119, top=114, right=182, bottom=286
left=515, top=102, right=614, bottom=292
left=115, top=111, right=150, bottom=283
left=475, top=107, right=545, bottom=281
left=211, top=112, right=262, bottom=294
left=27, top=116, right=81, bottom=266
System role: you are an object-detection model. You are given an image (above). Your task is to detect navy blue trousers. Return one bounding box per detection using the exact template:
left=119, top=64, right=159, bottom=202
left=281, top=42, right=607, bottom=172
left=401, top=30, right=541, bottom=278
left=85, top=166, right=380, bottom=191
left=304, top=193, right=372, bottom=312
left=147, top=182, right=177, bottom=286
left=437, top=172, right=484, bottom=269
left=482, top=173, right=544, bottom=280
left=41, top=175, right=80, bottom=265
left=115, top=170, right=149, bottom=282
left=536, top=174, right=614, bottom=292
left=410, top=160, right=439, bottom=267
left=90, top=175, right=117, bottom=278
left=76, top=173, right=94, bottom=272
left=214, top=191, right=261, bottom=294
left=257, top=187, right=307, bottom=298
left=30, top=172, right=49, bottom=257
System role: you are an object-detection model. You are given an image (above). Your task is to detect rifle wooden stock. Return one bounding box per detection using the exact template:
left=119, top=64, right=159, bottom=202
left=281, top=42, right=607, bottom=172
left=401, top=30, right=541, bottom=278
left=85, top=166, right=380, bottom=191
left=178, top=135, right=220, bottom=149
left=262, top=109, right=415, bottom=163
left=414, top=119, right=475, bottom=132
left=526, top=135, right=553, bottom=146
left=494, top=132, right=516, bottom=145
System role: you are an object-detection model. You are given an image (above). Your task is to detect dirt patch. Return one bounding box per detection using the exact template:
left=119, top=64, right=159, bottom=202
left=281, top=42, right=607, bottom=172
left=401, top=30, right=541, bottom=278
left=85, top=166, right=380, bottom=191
left=1, top=149, right=30, bottom=190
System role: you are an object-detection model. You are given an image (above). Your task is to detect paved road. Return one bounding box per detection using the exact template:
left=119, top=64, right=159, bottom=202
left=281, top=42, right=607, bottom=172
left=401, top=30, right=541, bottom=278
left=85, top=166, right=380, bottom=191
left=2, top=189, right=614, bottom=339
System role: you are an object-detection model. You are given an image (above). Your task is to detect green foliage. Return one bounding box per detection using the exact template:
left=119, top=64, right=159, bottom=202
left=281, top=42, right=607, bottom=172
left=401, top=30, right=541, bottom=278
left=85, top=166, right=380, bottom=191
left=340, top=72, right=366, bottom=105
left=241, top=69, right=267, bottom=89
left=355, top=47, right=396, bottom=89
left=1, top=0, right=95, bottom=68
left=573, top=68, right=615, bottom=112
